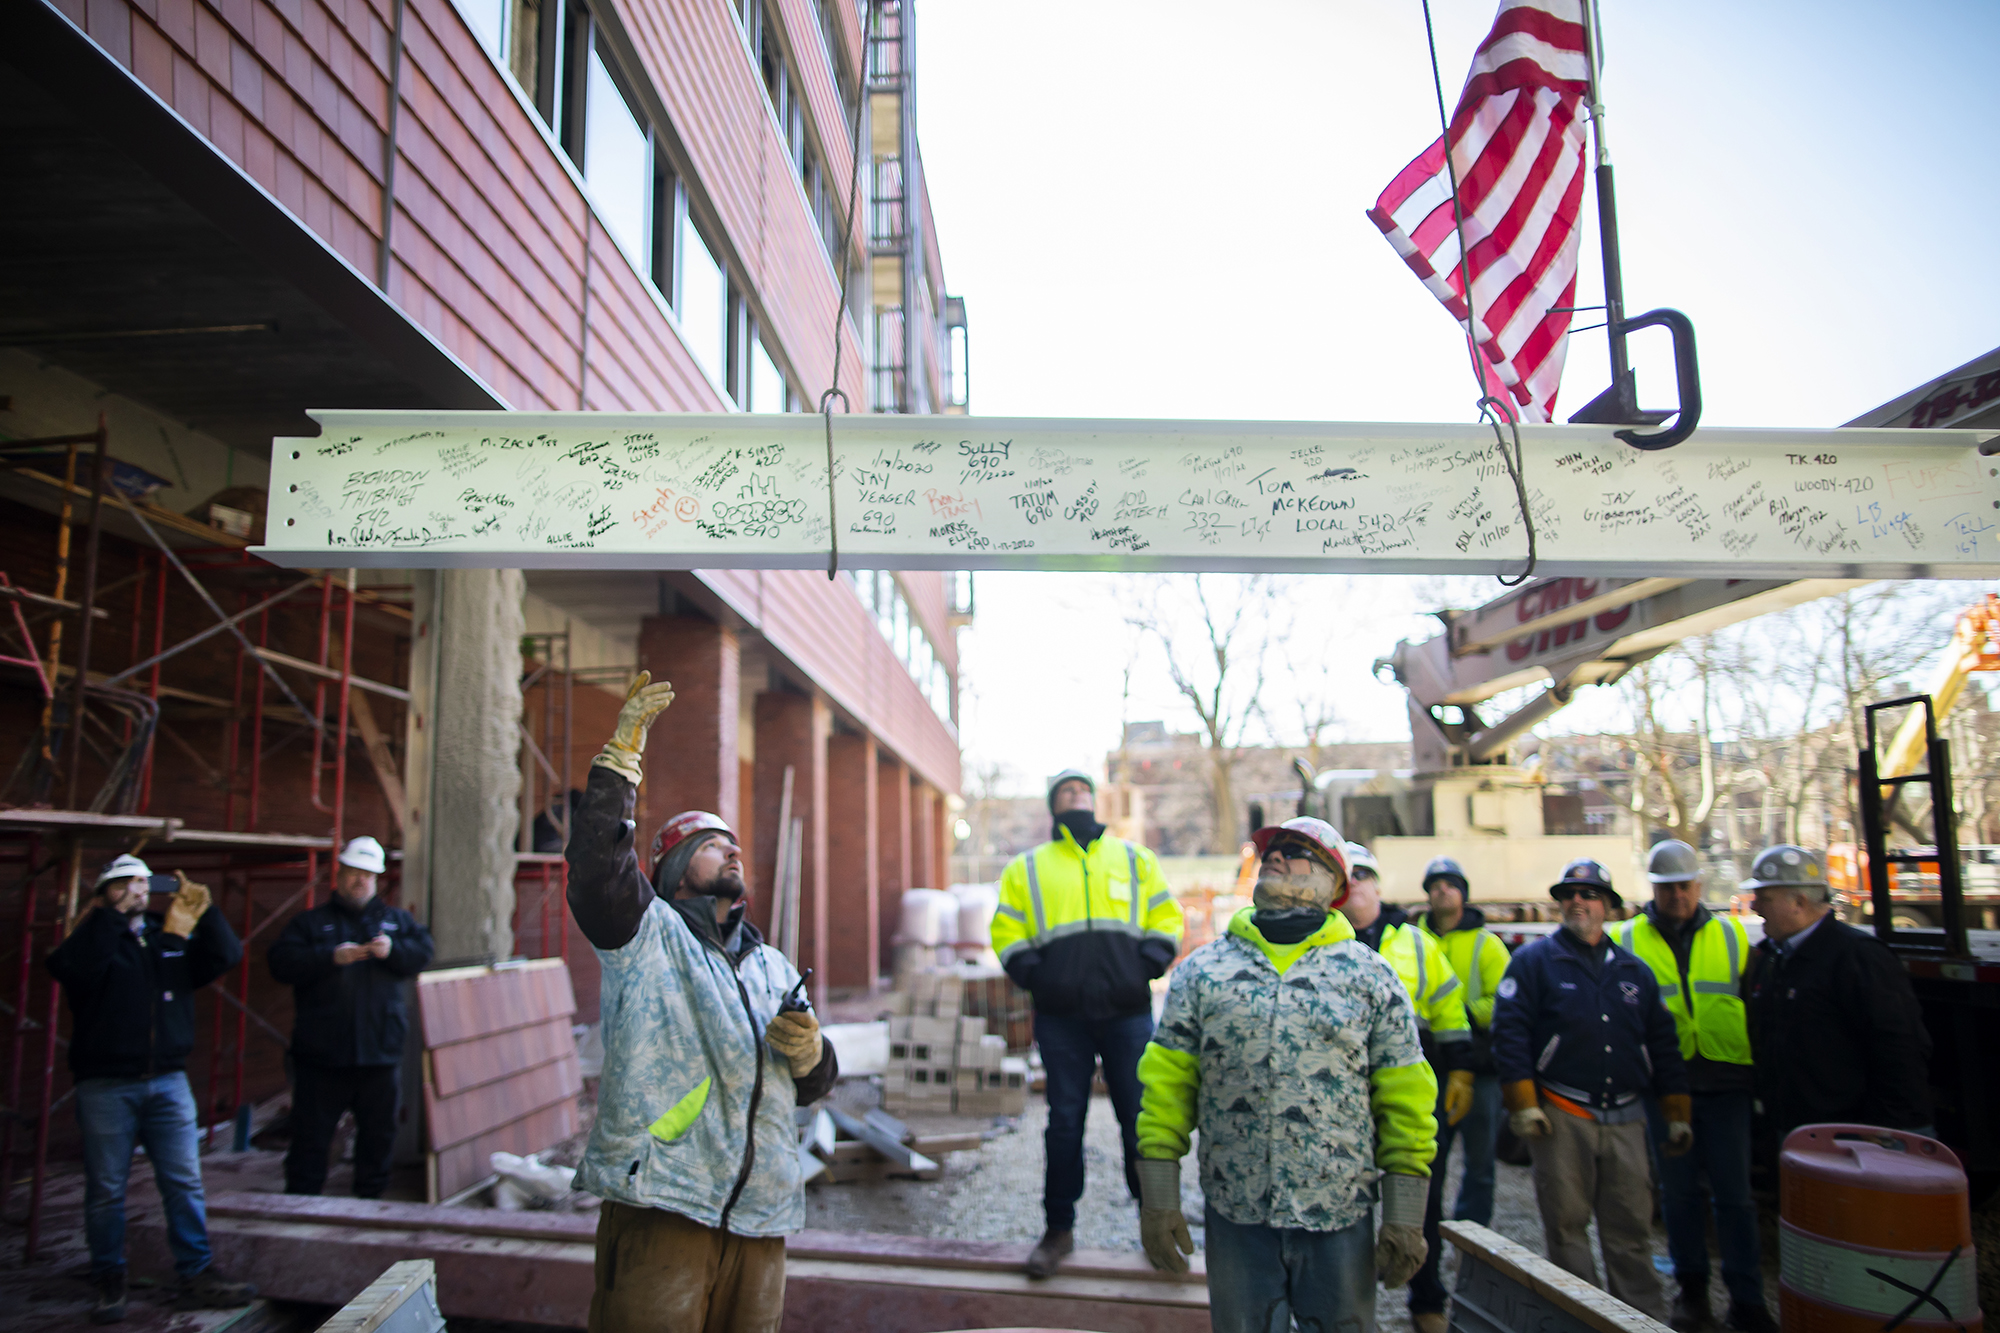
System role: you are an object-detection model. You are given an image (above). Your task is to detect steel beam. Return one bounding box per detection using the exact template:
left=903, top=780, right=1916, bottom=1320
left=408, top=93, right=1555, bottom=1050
left=259, top=413, right=2000, bottom=576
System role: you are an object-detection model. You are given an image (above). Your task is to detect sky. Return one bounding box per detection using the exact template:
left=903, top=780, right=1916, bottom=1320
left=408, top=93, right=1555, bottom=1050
left=910, top=0, right=2000, bottom=796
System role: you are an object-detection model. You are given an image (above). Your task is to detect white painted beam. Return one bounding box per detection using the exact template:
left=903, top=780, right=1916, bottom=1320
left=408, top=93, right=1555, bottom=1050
left=257, top=413, right=2000, bottom=577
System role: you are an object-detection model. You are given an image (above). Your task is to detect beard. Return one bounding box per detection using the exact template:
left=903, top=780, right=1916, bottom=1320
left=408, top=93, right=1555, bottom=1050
left=687, top=865, right=746, bottom=902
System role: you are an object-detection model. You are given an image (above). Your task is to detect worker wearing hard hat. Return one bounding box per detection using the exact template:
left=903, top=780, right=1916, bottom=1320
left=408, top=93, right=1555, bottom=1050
left=1742, top=844, right=1932, bottom=1144
left=1614, top=840, right=1772, bottom=1333
left=1334, top=844, right=1473, bottom=1333
left=269, top=834, right=435, bottom=1199
left=566, top=674, right=837, bottom=1333
left=1135, top=818, right=1436, bottom=1330
left=992, top=767, right=1182, bottom=1279
left=1408, top=854, right=1510, bottom=1333
left=1491, top=859, right=1688, bottom=1320
left=45, top=854, right=254, bottom=1323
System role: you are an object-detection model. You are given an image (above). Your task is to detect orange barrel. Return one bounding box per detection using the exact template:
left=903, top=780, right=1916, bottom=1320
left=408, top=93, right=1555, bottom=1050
left=1779, top=1123, right=1981, bottom=1333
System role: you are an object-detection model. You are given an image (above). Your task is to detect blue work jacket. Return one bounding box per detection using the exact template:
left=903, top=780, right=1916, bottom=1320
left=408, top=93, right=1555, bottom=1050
left=1491, top=926, right=1687, bottom=1120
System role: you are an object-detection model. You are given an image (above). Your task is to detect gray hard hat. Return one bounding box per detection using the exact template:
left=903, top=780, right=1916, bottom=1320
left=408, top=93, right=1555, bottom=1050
left=1741, top=844, right=1829, bottom=898
left=1646, top=839, right=1701, bottom=884
left=1046, top=769, right=1096, bottom=811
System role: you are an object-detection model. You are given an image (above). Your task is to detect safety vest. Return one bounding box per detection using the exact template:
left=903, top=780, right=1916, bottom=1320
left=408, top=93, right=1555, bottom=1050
left=1615, top=911, right=1752, bottom=1065
left=1379, top=922, right=1470, bottom=1043
left=1417, top=913, right=1510, bottom=1031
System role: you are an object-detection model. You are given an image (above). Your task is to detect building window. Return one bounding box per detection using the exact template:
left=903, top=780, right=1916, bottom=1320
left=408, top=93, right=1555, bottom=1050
left=680, top=215, right=728, bottom=388
left=749, top=336, right=788, bottom=412
left=459, top=0, right=509, bottom=64
left=583, top=50, right=651, bottom=264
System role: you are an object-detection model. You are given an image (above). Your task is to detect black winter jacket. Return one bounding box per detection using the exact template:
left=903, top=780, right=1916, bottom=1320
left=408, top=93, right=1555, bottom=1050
left=1744, top=915, right=1931, bottom=1136
left=46, top=904, right=242, bottom=1080
left=268, top=895, right=434, bottom=1067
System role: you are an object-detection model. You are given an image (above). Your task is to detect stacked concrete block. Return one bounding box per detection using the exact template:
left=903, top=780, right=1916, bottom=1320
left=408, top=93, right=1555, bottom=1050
left=882, top=978, right=1027, bottom=1117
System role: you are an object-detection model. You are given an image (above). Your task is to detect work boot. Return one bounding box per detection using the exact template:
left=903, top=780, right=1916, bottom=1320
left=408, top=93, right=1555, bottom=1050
left=1024, top=1228, right=1073, bottom=1278
left=1725, top=1303, right=1778, bottom=1333
left=1413, top=1313, right=1449, bottom=1333
left=1669, top=1283, right=1712, bottom=1333
left=87, top=1269, right=127, bottom=1324
left=175, top=1266, right=257, bottom=1309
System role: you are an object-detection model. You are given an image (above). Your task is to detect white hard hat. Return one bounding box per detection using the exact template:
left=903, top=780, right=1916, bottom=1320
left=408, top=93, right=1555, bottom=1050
left=94, top=853, right=153, bottom=888
left=1342, top=841, right=1381, bottom=878
left=338, top=836, right=387, bottom=874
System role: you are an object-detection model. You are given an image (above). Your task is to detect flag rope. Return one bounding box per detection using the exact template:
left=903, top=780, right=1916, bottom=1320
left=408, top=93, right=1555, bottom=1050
left=1420, top=0, right=1538, bottom=586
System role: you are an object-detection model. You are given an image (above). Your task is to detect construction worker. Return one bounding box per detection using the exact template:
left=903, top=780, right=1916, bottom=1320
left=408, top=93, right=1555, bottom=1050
left=1410, top=854, right=1510, bottom=1332
left=1615, top=840, right=1772, bottom=1333
left=1492, top=858, right=1689, bottom=1320
left=992, top=767, right=1182, bottom=1279
left=566, top=673, right=838, bottom=1333
left=45, top=855, right=256, bottom=1324
left=1335, top=842, right=1473, bottom=1333
left=1134, top=817, right=1435, bottom=1330
left=1742, top=844, right=1931, bottom=1144
left=268, top=835, right=435, bottom=1199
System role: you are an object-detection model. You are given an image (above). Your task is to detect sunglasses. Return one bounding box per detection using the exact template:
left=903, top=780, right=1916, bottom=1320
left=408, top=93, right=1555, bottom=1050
left=1267, top=843, right=1323, bottom=864
left=1553, top=885, right=1605, bottom=902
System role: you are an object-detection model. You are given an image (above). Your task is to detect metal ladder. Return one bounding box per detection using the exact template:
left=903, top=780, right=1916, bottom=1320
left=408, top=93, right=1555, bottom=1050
left=1857, top=694, right=1971, bottom=959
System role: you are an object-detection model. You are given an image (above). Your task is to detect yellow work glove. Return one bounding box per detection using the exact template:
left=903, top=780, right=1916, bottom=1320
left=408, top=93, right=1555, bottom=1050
left=1137, top=1159, right=1193, bottom=1274
left=1375, top=1173, right=1429, bottom=1286
left=764, top=1010, right=823, bottom=1077
left=1444, top=1069, right=1476, bottom=1126
left=163, top=872, right=211, bottom=938
left=591, top=671, right=675, bottom=786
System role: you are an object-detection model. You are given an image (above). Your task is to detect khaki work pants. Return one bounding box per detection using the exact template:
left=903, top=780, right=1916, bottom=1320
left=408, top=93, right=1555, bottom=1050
left=1527, top=1109, right=1666, bottom=1319
left=587, top=1201, right=786, bottom=1333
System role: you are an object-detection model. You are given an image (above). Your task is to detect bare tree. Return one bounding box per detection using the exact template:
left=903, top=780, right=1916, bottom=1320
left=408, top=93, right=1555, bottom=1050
left=1130, top=575, right=1278, bottom=852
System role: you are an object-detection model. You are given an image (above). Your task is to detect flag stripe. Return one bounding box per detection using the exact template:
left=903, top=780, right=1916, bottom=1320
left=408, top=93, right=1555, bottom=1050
left=1370, top=0, right=1588, bottom=424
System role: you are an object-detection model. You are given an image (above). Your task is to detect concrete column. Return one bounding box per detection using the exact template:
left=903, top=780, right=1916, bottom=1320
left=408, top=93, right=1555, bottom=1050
left=753, top=690, right=829, bottom=1002
left=404, top=568, right=525, bottom=964
left=877, top=752, right=910, bottom=971
left=826, top=732, right=879, bottom=992
left=637, top=615, right=741, bottom=836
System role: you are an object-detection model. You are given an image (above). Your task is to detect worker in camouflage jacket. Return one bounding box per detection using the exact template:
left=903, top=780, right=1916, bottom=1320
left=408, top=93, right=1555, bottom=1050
left=566, top=673, right=838, bottom=1333
left=1134, top=817, right=1438, bottom=1332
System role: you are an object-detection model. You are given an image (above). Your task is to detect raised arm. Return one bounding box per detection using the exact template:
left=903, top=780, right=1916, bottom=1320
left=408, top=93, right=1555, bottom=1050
left=566, top=672, right=676, bottom=951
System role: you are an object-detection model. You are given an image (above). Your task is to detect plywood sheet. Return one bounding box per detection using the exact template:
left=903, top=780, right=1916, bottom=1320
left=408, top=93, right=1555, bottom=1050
left=418, top=960, right=582, bottom=1201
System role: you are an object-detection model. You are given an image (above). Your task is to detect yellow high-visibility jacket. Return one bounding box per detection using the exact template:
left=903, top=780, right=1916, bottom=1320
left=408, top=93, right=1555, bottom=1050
left=1415, top=906, right=1512, bottom=1033
left=1377, top=920, right=1471, bottom=1066
left=1616, top=907, right=1753, bottom=1066
left=991, top=826, right=1182, bottom=1019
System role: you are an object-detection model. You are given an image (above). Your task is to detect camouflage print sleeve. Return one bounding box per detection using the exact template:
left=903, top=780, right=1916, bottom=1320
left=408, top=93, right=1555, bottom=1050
left=1150, top=955, right=1203, bottom=1055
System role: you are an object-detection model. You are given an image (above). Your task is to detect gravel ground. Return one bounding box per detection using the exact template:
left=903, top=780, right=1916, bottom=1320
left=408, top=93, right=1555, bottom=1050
left=805, top=1083, right=1787, bottom=1328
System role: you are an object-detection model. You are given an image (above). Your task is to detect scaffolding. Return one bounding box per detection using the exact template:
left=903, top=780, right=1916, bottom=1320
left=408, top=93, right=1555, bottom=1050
left=0, top=419, right=563, bottom=1261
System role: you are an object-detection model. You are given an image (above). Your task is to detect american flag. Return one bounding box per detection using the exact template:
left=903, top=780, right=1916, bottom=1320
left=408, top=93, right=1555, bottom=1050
left=1368, top=0, right=1592, bottom=423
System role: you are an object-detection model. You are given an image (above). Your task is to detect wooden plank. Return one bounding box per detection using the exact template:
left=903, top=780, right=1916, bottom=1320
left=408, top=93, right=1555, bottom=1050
left=418, top=960, right=576, bottom=1045
left=316, top=1258, right=442, bottom=1333
left=1443, top=1221, right=1674, bottom=1333
left=349, top=691, right=408, bottom=834
left=428, top=1016, right=577, bottom=1098
left=424, top=1055, right=581, bottom=1151
left=195, top=1195, right=1207, bottom=1284
left=431, top=1099, right=580, bottom=1201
